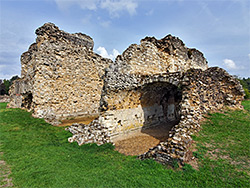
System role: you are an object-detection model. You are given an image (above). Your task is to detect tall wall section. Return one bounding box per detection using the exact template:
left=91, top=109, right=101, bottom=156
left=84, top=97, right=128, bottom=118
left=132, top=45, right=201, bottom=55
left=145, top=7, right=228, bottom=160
left=96, top=36, right=244, bottom=163
left=99, top=35, right=209, bottom=137
left=8, top=23, right=112, bottom=125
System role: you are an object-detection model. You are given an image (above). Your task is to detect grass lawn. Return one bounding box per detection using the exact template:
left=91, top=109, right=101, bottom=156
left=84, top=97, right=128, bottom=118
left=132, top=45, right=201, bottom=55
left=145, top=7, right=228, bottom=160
left=0, top=101, right=249, bottom=187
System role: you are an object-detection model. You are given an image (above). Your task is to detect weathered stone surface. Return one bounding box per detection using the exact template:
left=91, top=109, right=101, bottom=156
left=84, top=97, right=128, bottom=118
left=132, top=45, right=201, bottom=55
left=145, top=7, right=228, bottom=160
left=137, top=68, right=244, bottom=163
left=66, top=119, right=111, bottom=146
left=8, top=23, right=112, bottom=125
left=0, top=95, right=10, bottom=103
left=8, top=79, right=32, bottom=109
left=8, top=22, right=245, bottom=165
left=103, top=35, right=207, bottom=92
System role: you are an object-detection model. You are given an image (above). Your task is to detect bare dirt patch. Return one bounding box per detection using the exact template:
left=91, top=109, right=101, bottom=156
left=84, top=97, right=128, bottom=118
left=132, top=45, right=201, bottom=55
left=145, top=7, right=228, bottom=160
left=183, top=141, right=199, bottom=170
left=114, top=123, right=173, bottom=156
left=114, top=124, right=201, bottom=170
left=0, top=152, right=13, bottom=187
left=58, top=115, right=98, bottom=127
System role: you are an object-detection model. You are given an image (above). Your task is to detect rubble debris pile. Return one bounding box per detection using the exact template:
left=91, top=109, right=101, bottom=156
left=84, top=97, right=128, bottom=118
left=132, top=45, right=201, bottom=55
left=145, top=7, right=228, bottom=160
left=66, top=119, right=111, bottom=146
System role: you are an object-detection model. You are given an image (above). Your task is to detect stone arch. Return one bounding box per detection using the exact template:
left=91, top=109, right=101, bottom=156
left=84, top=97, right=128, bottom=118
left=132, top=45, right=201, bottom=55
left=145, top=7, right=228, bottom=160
left=100, top=78, right=183, bottom=142
left=138, top=82, right=182, bottom=141
left=140, top=82, right=182, bottom=128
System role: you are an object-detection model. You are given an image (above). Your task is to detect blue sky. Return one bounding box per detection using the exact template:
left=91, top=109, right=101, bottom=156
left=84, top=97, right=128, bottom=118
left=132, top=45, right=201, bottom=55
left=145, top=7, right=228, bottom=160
left=0, top=0, right=249, bottom=79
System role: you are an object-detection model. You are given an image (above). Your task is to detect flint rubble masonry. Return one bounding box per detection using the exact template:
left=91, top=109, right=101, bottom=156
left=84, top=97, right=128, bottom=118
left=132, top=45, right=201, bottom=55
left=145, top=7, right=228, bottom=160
left=0, top=95, right=10, bottom=103
left=8, top=23, right=245, bottom=165
left=8, top=23, right=112, bottom=125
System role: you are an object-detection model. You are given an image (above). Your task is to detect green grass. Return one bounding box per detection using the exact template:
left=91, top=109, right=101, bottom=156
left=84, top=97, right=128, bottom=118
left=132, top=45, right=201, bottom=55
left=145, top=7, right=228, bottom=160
left=0, top=102, right=8, bottom=109
left=191, top=101, right=250, bottom=187
left=242, top=100, right=250, bottom=112
left=0, top=101, right=250, bottom=187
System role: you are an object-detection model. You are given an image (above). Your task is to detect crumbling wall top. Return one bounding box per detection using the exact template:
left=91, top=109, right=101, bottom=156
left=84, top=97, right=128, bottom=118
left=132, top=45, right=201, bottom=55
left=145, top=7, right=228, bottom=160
left=103, top=34, right=208, bottom=95
left=141, top=34, right=207, bottom=66
left=35, top=23, right=94, bottom=50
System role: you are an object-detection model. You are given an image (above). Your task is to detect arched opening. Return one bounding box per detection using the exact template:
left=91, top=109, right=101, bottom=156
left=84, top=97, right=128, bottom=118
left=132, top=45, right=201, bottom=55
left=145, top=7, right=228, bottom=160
left=114, top=82, right=182, bottom=156
left=139, top=82, right=182, bottom=140
left=140, top=82, right=182, bottom=128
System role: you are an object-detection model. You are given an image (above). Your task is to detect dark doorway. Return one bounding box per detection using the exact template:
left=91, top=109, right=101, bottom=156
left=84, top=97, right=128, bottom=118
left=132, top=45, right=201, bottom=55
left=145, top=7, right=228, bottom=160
left=21, top=93, right=33, bottom=110
left=140, top=82, right=182, bottom=129
left=114, top=82, right=182, bottom=156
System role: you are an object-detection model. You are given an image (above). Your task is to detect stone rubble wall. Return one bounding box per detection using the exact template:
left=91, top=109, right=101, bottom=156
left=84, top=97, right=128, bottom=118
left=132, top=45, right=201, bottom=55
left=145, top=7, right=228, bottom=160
left=99, top=75, right=183, bottom=138
left=62, top=33, right=210, bottom=148
left=68, top=67, right=244, bottom=163
left=0, top=95, right=10, bottom=103
left=141, top=36, right=207, bottom=70
left=138, top=67, right=244, bottom=164
left=8, top=23, right=113, bottom=125
left=7, top=79, right=32, bottom=109
left=102, top=35, right=208, bottom=97
left=66, top=119, right=111, bottom=146
left=105, top=34, right=208, bottom=81
left=97, top=34, right=243, bottom=156
left=100, top=66, right=244, bottom=142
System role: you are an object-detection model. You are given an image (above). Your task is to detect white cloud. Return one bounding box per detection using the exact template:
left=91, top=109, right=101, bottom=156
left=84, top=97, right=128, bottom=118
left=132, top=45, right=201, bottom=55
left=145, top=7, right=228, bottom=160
left=248, top=53, right=250, bottom=60
left=223, top=59, right=244, bottom=70
left=55, top=0, right=98, bottom=11
left=100, top=20, right=111, bottom=28
left=54, top=0, right=138, bottom=17
left=97, top=47, right=120, bottom=60
left=111, top=49, right=120, bottom=59
left=223, top=59, right=237, bottom=70
left=100, top=0, right=137, bottom=17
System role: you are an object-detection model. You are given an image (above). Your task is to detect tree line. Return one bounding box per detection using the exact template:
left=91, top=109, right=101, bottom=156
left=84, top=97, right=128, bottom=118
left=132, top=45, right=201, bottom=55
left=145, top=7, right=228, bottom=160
left=238, top=77, right=250, bottom=99
left=0, top=75, right=19, bottom=95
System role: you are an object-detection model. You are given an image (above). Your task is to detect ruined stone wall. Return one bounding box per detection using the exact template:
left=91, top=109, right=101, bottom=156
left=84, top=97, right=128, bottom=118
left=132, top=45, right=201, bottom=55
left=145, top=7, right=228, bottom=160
left=0, top=95, right=10, bottom=103
left=66, top=120, right=112, bottom=146
left=8, top=79, right=32, bottom=109
left=110, top=35, right=208, bottom=77
left=139, top=67, right=244, bottom=164
left=8, top=23, right=112, bottom=125
left=68, top=67, right=244, bottom=164
left=8, top=25, right=208, bottom=126
left=64, top=34, right=243, bottom=151
left=98, top=35, right=208, bottom=138
left=7, top=23, right=245, bottom=165
left=70, top=66, right=243, bottom=164
left=99, top=74, right=183, bottom=138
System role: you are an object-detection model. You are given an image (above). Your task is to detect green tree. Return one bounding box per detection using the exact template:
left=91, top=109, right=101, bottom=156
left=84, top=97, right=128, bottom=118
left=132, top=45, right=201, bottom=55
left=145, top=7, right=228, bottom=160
left=0, top=80, right=6, bottom=95
left=3, top=79, right=10, bottom=95
left=0, top=75, right=19, bottom=95
left=238, top=77, right=250, bottom=99
left=242, top=78, right=250, bottom=90
left=243, top=88, right=250, bottom=99
left=10, top=75, right=19, bottom=84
